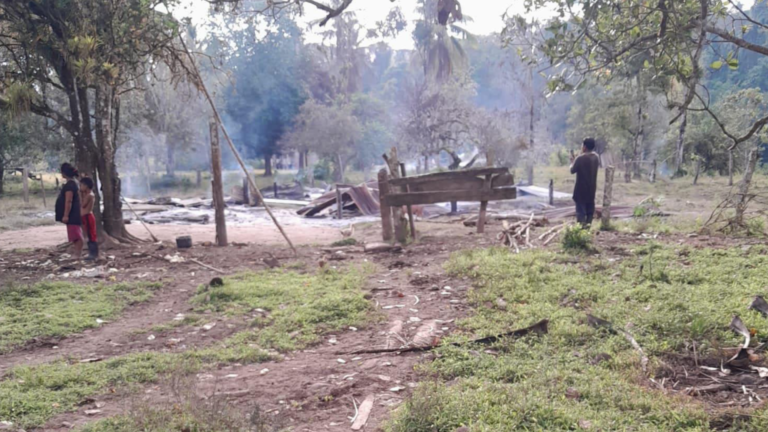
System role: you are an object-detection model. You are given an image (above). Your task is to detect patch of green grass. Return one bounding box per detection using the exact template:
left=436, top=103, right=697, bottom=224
left=388, top=245, right=768, bottom=431
left=0, top=352, right=180, bottom=429
left=561, top=225, right=592, bottom=251
left=0, top=282, right=159, bottom=353
left=0, top=267, right=372, bottom=429
left=192, top=266, right=375, bottom=351
left=330, top=237, right=358, bottom=247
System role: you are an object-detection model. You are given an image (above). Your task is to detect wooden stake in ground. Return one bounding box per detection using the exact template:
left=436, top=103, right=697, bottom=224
left=693, top=158, right=701, bottom=186
left=399, top=162, right=416, bottom=240
left=22, top=168, right=29, bottom=203
left=383, top=147, right=407, bottom=244
left=336, top=186, right=343, bottom=220
left=650, top=159, right=657, bottom=183
left=209, top=121, right=228, bottom=247
left=39, top=176, right=47, bottom=208
left=477, top=174, right=492, bottom=234
left=378, top=169, right=394, bottom=242
left=178, top=34, right=296, bottom=255
left=601, top=166, right=615, bottom=230
left=242, top=177, right=251, bottom=206
left=548, top=179, right=554, bottom=206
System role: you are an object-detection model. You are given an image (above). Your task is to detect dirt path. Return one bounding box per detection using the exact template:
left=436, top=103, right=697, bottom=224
left=0, top=222, right=343, bottom=251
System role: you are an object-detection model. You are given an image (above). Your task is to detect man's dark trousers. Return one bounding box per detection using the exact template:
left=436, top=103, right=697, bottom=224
left=575, top=201, right=595, bottom=226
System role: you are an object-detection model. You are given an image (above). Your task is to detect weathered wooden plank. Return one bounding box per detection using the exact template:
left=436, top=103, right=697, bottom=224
left=388, top=167, right=509, bottom=187
left=400, top=173, right=514, bottom=193
left=384, top=187, right=516, bottom=207
left=378, top=169, right=394, bottom=242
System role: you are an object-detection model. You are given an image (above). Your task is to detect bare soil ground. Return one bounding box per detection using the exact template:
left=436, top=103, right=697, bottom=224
left=2, top=212, right=766, bottom=431
left=0, top=222, right=343, bottom=251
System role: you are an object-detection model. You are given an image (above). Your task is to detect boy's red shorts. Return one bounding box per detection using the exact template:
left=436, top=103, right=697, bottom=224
left=82, top=213, right=97, bottom=242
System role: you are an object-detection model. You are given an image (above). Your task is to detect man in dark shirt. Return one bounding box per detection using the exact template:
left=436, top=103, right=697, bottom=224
left=570, top=138, right=600, bottom=226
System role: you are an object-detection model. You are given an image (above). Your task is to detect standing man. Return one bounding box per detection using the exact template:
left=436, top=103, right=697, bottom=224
left=570, top=138, right=600, bottom=227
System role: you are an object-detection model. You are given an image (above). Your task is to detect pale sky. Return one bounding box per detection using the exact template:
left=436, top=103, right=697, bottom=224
left=175, top=0, right=532, bottom=50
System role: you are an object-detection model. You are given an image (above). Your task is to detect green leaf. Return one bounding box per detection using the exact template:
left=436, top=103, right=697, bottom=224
left=727, top=59, right=739, bottom=70
left=643, top=60, right=651, bottom=69
left=710, top=60, right=723, bottom=70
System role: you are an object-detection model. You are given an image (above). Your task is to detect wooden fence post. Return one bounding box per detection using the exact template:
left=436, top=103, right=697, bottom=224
left=693, top=159, right=701, bottom=186
left=477, top=174, right=492, bottom=234
left=242, top=177, right=250, bottom=205
left=601, top=166, right=615, bottom=230
left=209, top=121, right=228, bottom=247
left=548, top=179, right=554, bottom=206
left=336, top=186, right=343, bottom=220
left=378, top=169, right=394, bottom=242
left=400, top=162, right=416, bottom=240
left=22, top=168, right=29, bottom=203
left=273, top=182, right=278, bottom=199
left=624, top=158, right=631, bottom=183
left=650, top=160, right=657, bottom=183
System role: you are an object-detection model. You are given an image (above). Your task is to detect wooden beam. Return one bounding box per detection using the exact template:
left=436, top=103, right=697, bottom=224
left=378, top=169, right=394, bottom=242
left=384, top=187, right=516, bottom=207
left=387, top=167, right=509, bottom=187
left=210, top=121, right=228, bottom=247
left=477, top=173, right=492, bottom=234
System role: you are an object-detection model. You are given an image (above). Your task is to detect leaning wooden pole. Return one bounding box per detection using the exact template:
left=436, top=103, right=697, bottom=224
left=601, top=166, right=615, bottom=230
left=210, top=121, right=228, bottom=247
left=178, top=34, right=296, bottom=255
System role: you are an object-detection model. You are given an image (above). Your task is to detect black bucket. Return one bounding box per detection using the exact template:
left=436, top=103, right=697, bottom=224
left=176, top=235, right=192, bottom=249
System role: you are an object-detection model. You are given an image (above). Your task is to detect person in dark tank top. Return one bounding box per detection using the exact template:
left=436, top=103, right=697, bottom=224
left=569, top=138, right=600, bottom=227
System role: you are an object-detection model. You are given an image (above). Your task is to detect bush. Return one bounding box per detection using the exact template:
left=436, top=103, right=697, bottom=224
left=313, top=159, right=332, bottom=181
left=550, top=148, right=571, bottom=167
left=561, top=225, right=592, bottom=251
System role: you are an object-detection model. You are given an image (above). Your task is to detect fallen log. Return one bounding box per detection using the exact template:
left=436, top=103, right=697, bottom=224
left=340, top=319, right=549, bottom=355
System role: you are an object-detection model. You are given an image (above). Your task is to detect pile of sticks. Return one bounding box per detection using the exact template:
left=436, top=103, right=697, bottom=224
left=497, top=213, right=568, bottom=253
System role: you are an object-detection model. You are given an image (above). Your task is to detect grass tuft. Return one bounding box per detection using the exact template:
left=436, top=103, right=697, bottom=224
left=0, top=281, right=159, bottom=353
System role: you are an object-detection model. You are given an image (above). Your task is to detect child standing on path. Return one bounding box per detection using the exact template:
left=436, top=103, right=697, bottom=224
left=80, top=177, right=98, bottom=261
left=55, top=163, right=83, bottom=259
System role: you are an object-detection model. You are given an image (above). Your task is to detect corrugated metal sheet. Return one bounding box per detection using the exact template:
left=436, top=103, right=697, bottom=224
left=297, top=181, right=380, bottom=217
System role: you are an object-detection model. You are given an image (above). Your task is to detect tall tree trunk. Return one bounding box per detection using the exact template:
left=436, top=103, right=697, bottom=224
left=633, top=104, right=644, bottom=179
left=165, top=137, right=176, bottom=177
left=527, top=99, right=535, bottom=185
left=675, top=110, right=687, bottom=175
left=735, top=148, right=759, bottom=226
left=424, top=154, right=430, bottom=172
left=264, top=154, right=273, bottom=177
left=728, top=150, right=734, bottom=186
left=0, top=160, right=4, bottom=195
left=298, top=151, right=305, bottom=171
left=95, top=84, right=129, bottom=241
